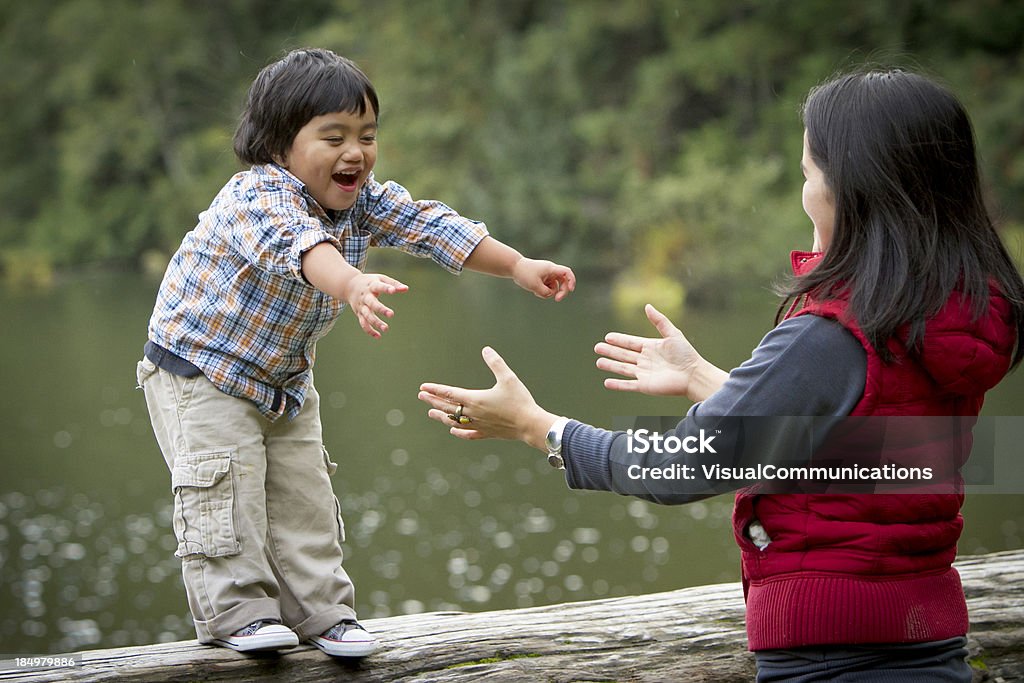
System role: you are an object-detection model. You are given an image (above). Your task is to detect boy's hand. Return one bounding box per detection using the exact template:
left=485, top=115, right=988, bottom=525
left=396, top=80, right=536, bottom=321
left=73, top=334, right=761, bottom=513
left=511, top=258, right=576, bottom=302
left=342, top=273, right=409, bottom=339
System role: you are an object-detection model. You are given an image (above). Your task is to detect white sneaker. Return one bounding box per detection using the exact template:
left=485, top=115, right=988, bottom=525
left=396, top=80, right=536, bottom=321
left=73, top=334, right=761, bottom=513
left=214, top=620, right=299, bottom=652
left=308, top=620, right=378, bottom=657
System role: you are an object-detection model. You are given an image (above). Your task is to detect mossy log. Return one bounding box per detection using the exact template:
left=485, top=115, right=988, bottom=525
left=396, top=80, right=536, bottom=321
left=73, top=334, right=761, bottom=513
left=2, top=549, right=1022, bottom=682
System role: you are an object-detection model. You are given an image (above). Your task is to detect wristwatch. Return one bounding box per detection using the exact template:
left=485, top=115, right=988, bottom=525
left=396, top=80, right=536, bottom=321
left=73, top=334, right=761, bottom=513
left=545, top=417, right=570, bottom=469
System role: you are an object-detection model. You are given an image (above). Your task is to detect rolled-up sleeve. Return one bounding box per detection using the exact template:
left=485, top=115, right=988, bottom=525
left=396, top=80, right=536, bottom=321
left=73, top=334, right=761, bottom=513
left=360, top=177, right=489, bottom=274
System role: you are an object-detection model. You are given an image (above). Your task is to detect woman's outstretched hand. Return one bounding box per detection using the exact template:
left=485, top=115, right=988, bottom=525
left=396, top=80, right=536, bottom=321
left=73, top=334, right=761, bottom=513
left=418, top=347, right=560, bottom=452
left=595, top=303, right=727, bottom=401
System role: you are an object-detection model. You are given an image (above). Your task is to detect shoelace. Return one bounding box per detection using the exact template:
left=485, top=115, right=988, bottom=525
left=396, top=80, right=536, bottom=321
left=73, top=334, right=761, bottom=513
left=233, top=619, right=280, bottom=637
left=321, top=620, right=364, bottom=640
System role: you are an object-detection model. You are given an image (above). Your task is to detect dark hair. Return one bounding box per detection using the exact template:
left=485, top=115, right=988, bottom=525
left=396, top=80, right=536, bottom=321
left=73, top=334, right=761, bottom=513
left=233, top=48, right=379, bottom=166
left=778, top=68, right=1024, bottom=367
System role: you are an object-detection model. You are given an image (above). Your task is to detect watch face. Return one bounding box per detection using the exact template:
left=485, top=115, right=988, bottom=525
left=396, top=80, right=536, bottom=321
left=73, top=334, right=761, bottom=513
left=546, top=420, right=564, bottom=452
left=546, top=418, right=567, bottom=468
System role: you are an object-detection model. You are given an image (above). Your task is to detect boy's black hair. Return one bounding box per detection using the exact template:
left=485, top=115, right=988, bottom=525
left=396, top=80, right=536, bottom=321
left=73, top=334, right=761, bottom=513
left=233, top=48, right=379, bottom=166
left=778, top=68, right=1024, bottom=367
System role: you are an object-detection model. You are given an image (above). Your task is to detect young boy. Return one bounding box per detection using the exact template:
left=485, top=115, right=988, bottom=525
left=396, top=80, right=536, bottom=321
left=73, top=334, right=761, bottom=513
left=135, top=48, right=575, bottom=658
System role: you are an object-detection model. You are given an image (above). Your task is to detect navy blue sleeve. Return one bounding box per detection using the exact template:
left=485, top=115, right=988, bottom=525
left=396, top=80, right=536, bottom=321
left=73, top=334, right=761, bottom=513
left=563, top=315, right=866, bottom=503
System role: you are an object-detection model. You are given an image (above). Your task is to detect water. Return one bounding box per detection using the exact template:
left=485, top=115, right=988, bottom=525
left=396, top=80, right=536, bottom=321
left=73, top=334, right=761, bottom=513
left=2, top=266, right=1022, bottom=654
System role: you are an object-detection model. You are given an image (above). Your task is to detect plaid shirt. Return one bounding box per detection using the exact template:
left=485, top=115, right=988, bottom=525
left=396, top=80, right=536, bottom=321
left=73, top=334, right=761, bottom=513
left=147, top=163, right=488, bottom=420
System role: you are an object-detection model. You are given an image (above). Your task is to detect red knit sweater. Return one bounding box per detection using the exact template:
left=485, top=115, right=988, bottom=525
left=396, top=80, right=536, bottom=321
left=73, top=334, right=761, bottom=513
left=736, top=251, right=1017, bottom=650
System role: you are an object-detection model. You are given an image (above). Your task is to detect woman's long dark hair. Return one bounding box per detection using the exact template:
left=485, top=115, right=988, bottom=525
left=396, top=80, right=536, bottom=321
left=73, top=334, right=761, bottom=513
left=778, top=68, right=1024, bottom=367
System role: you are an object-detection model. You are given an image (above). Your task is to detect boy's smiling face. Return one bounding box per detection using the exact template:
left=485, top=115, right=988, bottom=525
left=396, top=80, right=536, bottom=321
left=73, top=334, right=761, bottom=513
left=278, top=102, right=378, bottom=211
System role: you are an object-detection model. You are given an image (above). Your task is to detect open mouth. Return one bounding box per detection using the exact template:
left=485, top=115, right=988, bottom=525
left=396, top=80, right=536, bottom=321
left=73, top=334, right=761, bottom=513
left=332, top=170, right=360, bottom=191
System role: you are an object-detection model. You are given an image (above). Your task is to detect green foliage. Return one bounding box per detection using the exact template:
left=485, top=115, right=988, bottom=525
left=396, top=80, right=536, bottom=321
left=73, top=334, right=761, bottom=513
left=1, top=1, right=1022, bottom=302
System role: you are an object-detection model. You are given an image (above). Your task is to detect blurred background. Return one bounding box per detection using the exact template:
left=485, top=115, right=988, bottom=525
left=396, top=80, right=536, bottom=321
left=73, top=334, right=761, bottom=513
left=2, top=0, right=1023, bottom=655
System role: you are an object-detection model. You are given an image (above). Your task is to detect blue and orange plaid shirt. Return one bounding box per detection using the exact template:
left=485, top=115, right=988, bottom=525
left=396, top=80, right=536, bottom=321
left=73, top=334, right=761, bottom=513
left=147, top=163, right=488, bottom=420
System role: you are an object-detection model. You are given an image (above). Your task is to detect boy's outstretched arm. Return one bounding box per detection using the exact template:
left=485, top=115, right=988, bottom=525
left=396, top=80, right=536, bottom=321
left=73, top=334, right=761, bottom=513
left=301, top=242, right=408, bottom=339
left=464, top=236, right=576, bottom=302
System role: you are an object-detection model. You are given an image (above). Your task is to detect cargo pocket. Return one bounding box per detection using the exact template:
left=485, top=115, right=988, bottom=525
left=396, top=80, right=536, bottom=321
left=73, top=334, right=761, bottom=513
left=170, top=449, right=240, bottom=558
left=323, top=446, right=345, bottom=543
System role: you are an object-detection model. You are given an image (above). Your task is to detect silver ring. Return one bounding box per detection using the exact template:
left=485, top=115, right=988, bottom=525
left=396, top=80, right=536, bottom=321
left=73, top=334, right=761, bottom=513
left=449, top=404, right=472, bottom=425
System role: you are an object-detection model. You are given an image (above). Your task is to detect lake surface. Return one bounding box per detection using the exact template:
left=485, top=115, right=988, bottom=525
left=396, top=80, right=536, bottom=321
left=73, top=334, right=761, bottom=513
left=2, top=265, right=1023, bottom=655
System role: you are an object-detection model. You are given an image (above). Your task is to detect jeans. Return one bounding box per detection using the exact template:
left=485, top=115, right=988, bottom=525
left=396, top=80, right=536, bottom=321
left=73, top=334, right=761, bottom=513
left=755, top=636, right=972, bottom=682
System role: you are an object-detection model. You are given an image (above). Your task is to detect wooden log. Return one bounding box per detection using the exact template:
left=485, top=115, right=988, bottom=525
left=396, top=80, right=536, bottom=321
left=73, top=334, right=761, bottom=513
left=2, top=549, right=1022, bottom=682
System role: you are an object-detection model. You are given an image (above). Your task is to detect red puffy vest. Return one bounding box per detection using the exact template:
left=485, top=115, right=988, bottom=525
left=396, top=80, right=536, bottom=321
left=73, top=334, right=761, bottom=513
left=736, top=251, right=1017, bottom=650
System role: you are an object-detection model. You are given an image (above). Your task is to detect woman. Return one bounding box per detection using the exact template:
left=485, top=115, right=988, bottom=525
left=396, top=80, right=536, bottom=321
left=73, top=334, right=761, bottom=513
left=418, top=69, right=1024, bottom=681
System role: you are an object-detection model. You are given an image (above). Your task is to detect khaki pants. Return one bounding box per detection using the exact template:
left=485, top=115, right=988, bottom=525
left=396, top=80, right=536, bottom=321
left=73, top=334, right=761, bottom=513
left=136, top=358, right=357, bottom=642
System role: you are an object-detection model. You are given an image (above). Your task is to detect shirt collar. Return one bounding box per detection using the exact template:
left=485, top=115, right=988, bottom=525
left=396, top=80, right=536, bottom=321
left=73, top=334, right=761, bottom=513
left=253, top=163, right=339, bottom=223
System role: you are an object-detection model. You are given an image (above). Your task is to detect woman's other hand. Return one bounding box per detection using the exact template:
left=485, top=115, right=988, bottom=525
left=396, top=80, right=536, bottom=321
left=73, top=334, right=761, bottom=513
left=595, top=304, right=727, bottom=401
